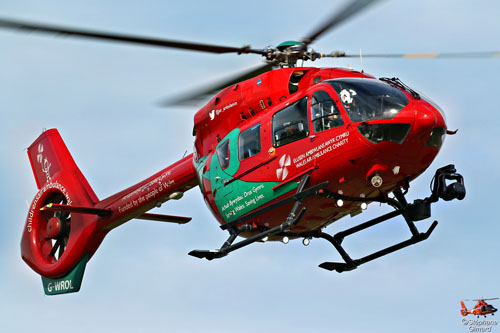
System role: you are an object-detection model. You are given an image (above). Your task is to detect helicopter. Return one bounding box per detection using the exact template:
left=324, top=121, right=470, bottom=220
left=2, top=0, right=481, bottom=295
left=461, top=298, right=498, bottom=318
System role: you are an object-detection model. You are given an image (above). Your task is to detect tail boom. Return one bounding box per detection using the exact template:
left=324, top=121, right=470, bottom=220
left=95, top=154, right=197, bottom=231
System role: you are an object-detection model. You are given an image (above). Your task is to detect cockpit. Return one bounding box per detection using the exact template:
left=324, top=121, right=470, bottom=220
left=269, top=77, right=415, bottom=148
left=326, top=78, right=412, bottom=145
left=327, top=78, right=409, bottom=122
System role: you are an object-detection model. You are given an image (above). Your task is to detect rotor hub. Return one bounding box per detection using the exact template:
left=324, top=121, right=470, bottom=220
left=46, top=216, right=61, bottom=239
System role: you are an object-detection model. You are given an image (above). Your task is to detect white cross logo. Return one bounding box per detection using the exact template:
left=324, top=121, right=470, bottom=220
left=37, top=144, right=44, bottom=164
left=36, top=143, right=52, bottom=182
left=276, top=154, right=291, bottom=181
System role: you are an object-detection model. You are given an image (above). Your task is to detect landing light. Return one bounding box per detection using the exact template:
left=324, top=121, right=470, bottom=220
left=336, top=199, right=344, bottom=207
left=361, top=202, right=368, bottom=210
left=302, top=238, right=310, bottom=246
left=371, top=175, right=383, bottom=188
left=282, top=236, right=289, bottom=244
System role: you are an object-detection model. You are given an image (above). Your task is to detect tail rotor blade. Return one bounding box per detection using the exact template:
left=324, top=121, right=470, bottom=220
left=58, top=239, right=65, bottom=258
left=49, top=239, right=61, bottom=258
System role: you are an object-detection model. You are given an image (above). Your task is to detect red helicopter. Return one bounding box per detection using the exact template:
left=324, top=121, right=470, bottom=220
left=2, top=0, right=478, bottom=295
left=461, top=298, right=498, bottom=318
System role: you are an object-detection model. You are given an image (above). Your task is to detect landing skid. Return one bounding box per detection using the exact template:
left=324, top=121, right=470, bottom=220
left=313, top=164, right=465, bottom=272
left=314, top=205, right=438, bottom=272
left=189, top=165, right=465, bottom=272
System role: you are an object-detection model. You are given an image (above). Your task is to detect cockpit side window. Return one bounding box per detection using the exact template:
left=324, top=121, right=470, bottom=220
left=216, top=140, right=230, bottom=170
left=272, top=97, right=309, bottom=147
left=238, top=124, right=261, bottom=160
left=328, top=78, right=409, bottom=122
left=311, top=90, right=344, bottom=132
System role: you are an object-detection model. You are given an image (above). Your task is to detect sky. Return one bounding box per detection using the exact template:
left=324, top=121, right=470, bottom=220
left=1, top=0, right=499, bottom=332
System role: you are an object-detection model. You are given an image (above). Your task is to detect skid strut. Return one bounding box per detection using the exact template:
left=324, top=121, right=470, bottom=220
left=316, top=164, right=465, bottom=272
left=189, top=174, right=328, bottom=260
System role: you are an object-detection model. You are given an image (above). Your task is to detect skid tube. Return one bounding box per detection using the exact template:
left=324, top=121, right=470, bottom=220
left=311, top=164, right=465, bottom=272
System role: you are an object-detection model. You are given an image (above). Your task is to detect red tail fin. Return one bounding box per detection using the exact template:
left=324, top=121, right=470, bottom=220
left=22, top=129, right=101, bottom=280
left=461, top=301, right=468, bottom=316
left=27, top=129, right=95, bottom=193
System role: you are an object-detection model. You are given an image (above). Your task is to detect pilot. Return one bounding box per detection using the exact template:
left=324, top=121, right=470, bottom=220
left=341, top=88, right=361, bottom=122
left=285, top=124, right=298, bottom=139
left=277, top=122, right=300, bottom=146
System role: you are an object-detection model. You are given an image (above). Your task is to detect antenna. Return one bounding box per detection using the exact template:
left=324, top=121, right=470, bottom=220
left=360, top=48, right=364, bottom=72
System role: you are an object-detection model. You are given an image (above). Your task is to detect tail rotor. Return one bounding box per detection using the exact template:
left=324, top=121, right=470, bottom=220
left=44, top=195, right=71, bottom=261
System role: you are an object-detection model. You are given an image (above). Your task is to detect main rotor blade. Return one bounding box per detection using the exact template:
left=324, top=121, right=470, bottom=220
left=0, top=17, right=264, bottom=55
left=302, top=0, right=381, bottom=46
left=320, top=51, right=500, bottom=59
left=161, top=63, right=275, bottom=107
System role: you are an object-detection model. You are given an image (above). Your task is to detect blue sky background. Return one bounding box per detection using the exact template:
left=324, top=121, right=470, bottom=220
left=1, top=1, right=499, bottom=332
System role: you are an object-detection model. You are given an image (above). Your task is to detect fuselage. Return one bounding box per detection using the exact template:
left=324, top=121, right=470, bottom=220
left=462, top=301, right=498, bottom=316
left=192, top=67, right=447, bottom=236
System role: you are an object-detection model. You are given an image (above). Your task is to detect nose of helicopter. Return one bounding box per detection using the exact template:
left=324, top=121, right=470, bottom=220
left=374, top=96, right=447, bottom=176
left=415, top=94, right=447, bottom=130
left=405, top=96, right=447, bottom=152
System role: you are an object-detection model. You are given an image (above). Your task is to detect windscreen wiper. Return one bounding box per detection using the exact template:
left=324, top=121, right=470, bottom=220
left=380, top=77, right=420, bottom=99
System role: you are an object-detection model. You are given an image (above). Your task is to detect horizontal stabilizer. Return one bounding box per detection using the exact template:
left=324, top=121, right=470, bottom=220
left=136, top=213, right=191, bottom=224
left=41, top=203, right=112, bottom=217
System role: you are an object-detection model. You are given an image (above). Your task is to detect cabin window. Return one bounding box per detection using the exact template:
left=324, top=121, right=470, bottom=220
left=311, top=90, right=344, bottom=132
left=238, top=124, right=261, bottom=160
left=216, top=140, right=230, bottom=170
left=272, top=97, right=309, bottom=147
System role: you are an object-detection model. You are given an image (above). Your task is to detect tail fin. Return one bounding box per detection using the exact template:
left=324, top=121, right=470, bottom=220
left=461, top=301, right=468, bottom=316
left=21, top=129, right=102, bottom=294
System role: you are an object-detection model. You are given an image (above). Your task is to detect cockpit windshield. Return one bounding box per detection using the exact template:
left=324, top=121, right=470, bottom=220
left=328, top=78, right=409, bottom=122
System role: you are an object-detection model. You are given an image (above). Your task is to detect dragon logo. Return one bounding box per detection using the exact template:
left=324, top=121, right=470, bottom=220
left=37, top=144, right=52, bottom=182
left=340, top=88, right=357, bottom=104
left=276, top=154, right=291, bottom=181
